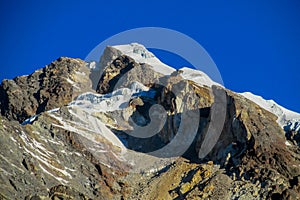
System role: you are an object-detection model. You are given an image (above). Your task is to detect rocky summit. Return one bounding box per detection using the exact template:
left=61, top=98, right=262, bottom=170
left=0, top=43, right=300, bottom=200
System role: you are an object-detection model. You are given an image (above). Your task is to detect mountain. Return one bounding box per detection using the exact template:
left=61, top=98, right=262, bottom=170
left=0, top=43, right=300, bottom=199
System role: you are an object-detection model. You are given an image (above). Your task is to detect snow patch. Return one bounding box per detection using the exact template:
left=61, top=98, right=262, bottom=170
left=74, top=152, right=82, bottom=157
left=86, top=61, right=100, bottom=71
left=65, top=78, right=80, bottom=89
left=285, top=141, right=292, bottom=146
left=69, top=82, right=155, bottom=113
left=10, top=136, right=17, bottom=143
left=47, top=108, right=60, bottom=113
left=21, top=115, right=38, bottom=125
left=39, top=164, right=69, bottom=185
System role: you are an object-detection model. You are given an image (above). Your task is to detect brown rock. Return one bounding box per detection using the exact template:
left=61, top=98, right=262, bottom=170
left=0, top=57, right=91, bottom=122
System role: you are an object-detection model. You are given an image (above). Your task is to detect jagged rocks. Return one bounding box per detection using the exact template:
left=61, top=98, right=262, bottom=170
left=96, top=55, right=137, bottom=94
left=0, top=57, right=92, bottom=122
left=96, top=55, right=162, bottom=94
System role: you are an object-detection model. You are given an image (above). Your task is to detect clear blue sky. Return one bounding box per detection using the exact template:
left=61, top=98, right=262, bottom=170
left=0, top=0, right=299, bottom=112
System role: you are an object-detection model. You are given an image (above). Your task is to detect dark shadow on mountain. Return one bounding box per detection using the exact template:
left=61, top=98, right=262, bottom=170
left=90, top=69, right=101, bottom=90
left=110, top=106, right=212, bottom=163
left=0, top=84, right=8, bottom=118
left=181, top=107, right=211, bottom=164
left=96, top=56, right=136, bottom=94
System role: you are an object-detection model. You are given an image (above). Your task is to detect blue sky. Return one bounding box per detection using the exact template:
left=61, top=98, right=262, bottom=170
left=0, top=0, right=299, bottom=112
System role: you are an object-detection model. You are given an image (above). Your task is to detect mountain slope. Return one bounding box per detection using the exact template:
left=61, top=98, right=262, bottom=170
left=240, top=92, right=300, bottom=146
left=0, top=43, right=300, bottom=199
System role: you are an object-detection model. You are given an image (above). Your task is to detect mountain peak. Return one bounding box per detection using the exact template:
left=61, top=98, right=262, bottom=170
left=110, top=43, right=175, bottom=75
left=114, top=43, right=155, bottom=59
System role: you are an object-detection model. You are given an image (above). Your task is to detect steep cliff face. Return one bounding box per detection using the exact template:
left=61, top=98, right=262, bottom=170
left=96, top=55, right=163, bottom=94
left=196, top=90, right=300, bottom=198
left=1, top=44, right=300, bottom=199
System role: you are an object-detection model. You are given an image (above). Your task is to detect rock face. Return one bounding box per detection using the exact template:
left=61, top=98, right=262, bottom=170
left=0, top=113, right=127, bottom=200
left=0, top=57, right=91, bottom=123
left=1, top=44, right=300, bottom=199
left=96, top=55, right=162, bottom=94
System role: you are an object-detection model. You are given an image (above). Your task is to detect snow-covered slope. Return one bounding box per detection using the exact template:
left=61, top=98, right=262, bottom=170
left=240, top=92, right=300, bottom=132
left=179, top=67, right=222, bottom=87
left=112, top=43, right=175, bottom=75
left=69, top=81, right=154, bottom=113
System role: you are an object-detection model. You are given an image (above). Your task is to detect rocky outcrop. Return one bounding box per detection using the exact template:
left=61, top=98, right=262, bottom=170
left=96, top=55, right=162, bottom=94
left=0, top=57, right=92, bottom=122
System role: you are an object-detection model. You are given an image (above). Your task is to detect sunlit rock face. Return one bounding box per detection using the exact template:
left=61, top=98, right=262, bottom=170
left=1, top=43, right=300, bottom=199
left=0, top=57, right=92, bottom=123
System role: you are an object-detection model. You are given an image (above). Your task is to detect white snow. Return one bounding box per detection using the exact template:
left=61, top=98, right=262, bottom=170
left=70, top=81, right=153, bottom=113
left=65, top=167, right=76, bottom=172
left=71, top=89, right=132, bottom=113
left=47, top=108, right=60, bottom=113
left=10, top=136, right=17, bottom=143
left=66, top=78, right=75, bottom=85
left=21, top=115, right=38, bottom=125
left=285, top=141, right=292, bottom=146
left=65, top=78, right=80, bottom=89
left=112, top=43, right=175, bottom=75
left=21, top=139, right=52, bottom=163
left=86, top=61, right=99, bottom=71
left=74, top=152, right=82, bottom=157
left=18, top=131, right=72, bottom=183
left=285, top=119, right=300, bottom=133
left=49, top=110, right=127, bottom=153
left=39, top=164, right=69, bottom=185
left=60, top=149, right=67, bottom=154
left=32, top=139, right=55, bottom=156
left=179, top=67, right=222, bottom=87
left=240, top=92, right=300, bottom=131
